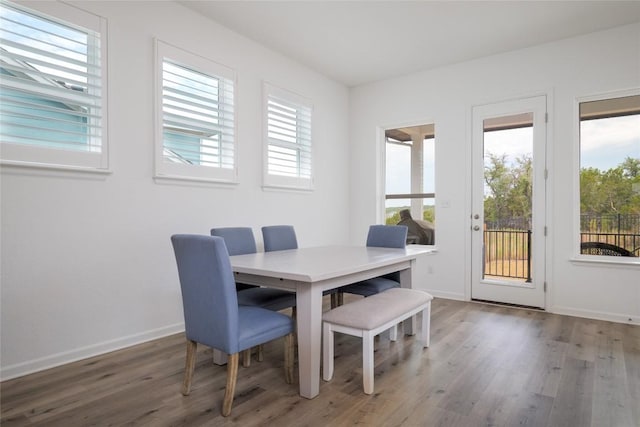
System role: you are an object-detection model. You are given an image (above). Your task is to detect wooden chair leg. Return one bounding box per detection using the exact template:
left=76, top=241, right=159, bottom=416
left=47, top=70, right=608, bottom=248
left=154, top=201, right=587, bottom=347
left=182, top=340, right=197, bottom=396
left=257, top=344, right=264, bottom=362
left=284, top=333, right=295, bottom=384
left=242, top=349, right=251, bottom=367
left=222, top=353, right=239, bottom=417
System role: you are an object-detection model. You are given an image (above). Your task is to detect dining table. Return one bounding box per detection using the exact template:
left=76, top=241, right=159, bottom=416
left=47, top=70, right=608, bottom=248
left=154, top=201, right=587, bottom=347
left=227, top=244, right=435, bottom=399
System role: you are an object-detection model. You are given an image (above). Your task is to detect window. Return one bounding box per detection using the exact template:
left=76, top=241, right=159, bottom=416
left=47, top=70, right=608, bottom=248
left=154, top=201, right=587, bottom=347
left=0, top=0, right=107, bottom=170
left=263, top=83, right=312, bottom=190
left=154, top=40, right=236, bottom=183
left=385, top=124, right=436, bottom=244
left=578, top=91, right=640, bottom=258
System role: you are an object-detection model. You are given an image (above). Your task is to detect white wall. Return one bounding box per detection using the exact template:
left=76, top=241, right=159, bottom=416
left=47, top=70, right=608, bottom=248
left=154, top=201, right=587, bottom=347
left=0, top=1, right=350, bottom=379
left=349, top=24, right=640, bottom=321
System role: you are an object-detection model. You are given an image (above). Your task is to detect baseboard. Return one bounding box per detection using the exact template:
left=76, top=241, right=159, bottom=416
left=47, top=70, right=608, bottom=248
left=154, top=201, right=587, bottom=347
left=422, top=289, right=466, bottom=301
left=1, top=322, right=185, bottom=381
left=549, top=305, right=639, bottom=325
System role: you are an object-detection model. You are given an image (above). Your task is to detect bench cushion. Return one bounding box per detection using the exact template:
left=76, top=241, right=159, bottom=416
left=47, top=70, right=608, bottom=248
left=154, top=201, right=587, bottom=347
left=323, top=288, right=433, bottom=330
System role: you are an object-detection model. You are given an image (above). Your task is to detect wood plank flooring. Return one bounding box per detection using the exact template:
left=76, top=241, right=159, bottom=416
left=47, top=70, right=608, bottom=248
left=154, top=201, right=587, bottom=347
left=2, top=298, right=639, bottom=426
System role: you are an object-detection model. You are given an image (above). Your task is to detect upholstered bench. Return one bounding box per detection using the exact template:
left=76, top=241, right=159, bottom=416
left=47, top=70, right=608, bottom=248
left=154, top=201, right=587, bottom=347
left=322, top=287, right=433, bottom=394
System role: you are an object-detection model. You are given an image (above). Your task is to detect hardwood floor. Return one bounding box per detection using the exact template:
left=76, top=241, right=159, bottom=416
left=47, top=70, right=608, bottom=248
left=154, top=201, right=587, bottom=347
left=2, top=298, right=639, bottom=426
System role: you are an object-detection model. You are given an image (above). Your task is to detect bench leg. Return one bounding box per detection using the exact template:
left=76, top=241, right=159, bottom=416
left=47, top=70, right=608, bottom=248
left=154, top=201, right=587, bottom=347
left=363, top=331, right=374, bottom=394
left=322, top=323, right=334, bottom=381
left=421, top=301, right=431, bottom=348
left=389, top=323, right=398, bottom=342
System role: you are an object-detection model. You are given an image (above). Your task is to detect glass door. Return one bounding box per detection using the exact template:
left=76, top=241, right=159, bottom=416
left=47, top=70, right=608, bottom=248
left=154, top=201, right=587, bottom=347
left=471, top=96, right=547, bottom=308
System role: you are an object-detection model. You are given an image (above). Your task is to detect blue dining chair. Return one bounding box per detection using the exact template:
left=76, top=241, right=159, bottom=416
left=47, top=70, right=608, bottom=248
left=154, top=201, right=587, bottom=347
left=262, top=225, right=298, bottom=252
left=211, top=227, right=297, bottom=366
left=337, top=225, right=408, bottom=300
left=171, top=234, right=295, bottom=417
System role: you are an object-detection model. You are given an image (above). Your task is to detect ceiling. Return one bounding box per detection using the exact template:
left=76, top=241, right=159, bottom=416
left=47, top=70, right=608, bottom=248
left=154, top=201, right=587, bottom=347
left=179, top=1, right=640, bottom=87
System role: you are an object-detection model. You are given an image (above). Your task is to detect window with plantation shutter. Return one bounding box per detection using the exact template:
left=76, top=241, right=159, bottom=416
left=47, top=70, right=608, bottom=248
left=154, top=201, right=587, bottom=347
left=263, top=83, right=313, bottom=190
left=154, top=40, right=236, bottom=183
left=0, top=0, right=108, bottom=171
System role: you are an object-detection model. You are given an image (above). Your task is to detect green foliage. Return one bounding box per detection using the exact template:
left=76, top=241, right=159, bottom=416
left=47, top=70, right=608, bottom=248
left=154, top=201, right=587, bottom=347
left=580, top=157, right=640, bottom=216
left=385, top=206, right=435, bottom=225
left=484, top=153, right=533, bottom=223
left=484, top=154, right=640, bottom=222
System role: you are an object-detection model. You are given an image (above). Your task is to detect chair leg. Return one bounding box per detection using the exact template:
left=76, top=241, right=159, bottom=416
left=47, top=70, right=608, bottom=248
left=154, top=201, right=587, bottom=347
left=284, top=332, right=295, bottom=384
left=330, top=292, right=344, bottom=309
left=182, top=340, right=197, bottom=396
left=322, top=323, right=334, bottom=381
left=242, top=349, right=251, bottom=367
left=363, top=331, right=375, bottom=394
left=222, top=353, right=239, bottom=417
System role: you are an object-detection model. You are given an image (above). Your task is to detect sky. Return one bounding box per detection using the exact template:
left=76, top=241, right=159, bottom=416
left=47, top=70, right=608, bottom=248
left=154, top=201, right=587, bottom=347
left=580, top=115, right=640, bottom=171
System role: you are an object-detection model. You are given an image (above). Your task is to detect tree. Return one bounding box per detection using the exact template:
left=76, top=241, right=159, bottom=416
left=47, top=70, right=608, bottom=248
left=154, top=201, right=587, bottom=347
left=484, top=153, right=532, bottom=226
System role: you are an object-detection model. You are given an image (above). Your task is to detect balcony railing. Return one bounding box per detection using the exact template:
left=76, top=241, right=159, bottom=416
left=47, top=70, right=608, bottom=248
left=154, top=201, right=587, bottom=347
left=484, top=222, right=640, bottom=281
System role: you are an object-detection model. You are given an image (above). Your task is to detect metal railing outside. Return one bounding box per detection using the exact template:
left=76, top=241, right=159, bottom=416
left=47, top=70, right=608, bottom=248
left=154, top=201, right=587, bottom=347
left=483, top=229, right=531, bottom=281
left=484, top=216, right=640, bottom=282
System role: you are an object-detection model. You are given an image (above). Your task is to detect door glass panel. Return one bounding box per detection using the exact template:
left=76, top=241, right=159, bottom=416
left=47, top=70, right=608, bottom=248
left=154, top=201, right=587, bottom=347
left=483, top=113, right=533, bottom=283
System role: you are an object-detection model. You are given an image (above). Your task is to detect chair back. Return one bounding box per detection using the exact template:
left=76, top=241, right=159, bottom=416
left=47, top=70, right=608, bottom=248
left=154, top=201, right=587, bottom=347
left=211, top=227, right=257, bottom=256
left=171, top=234, right=240, bottom=354
left=262, top=225, right=298, bottom=252
left=366, top=225, right=408, bottom=249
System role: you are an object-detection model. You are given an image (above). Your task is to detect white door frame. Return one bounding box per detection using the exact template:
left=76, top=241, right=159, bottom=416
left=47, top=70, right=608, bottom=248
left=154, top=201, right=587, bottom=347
left=470, top=95, right=548, bottom=309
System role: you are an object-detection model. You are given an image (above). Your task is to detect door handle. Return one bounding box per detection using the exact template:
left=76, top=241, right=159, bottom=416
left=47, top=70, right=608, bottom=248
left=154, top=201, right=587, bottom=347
left=474, top=214, right=480, bottom=219
left=473, top=225, right=480, bottom=231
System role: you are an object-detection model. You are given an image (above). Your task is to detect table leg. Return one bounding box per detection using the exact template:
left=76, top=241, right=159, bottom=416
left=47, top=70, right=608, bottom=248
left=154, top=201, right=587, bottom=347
left=295, top=284, right=323, bottom=399
left=400, top=261, right=416, bottom=335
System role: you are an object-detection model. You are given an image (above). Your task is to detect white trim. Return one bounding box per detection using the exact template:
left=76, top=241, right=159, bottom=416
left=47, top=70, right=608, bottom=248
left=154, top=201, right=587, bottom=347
left=0, top=0, right=109, bottom=171
left=570, top=256, right=640, bottom=268
left=470, top=94, right=548, bottom=309
left=573, top=87, right=640, bottom=263
left=153, top=39, right=238, bottom=184
left=262, top=81, right=314, bottom=191
left=550, top=305, right=638, bottom=325
left=377, top=117, right=437, bottom=225
left=0, top=322, right=184, bottom=381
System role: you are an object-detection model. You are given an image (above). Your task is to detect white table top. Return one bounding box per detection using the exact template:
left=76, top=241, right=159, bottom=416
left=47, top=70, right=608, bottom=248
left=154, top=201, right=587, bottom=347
left=229, top=245, right=435, bottom=282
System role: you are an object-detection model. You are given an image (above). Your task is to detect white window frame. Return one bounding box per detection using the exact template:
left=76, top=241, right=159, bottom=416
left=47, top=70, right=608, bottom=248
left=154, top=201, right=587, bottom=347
left=154, top=39, right=237, bottom=184
left=0, top=0, right=108, bottom=172
left=382, top=121, right=436, bottom=225
left=262, top=82, right=313, bottom=191
left=572, top=88, right=640, bottom=265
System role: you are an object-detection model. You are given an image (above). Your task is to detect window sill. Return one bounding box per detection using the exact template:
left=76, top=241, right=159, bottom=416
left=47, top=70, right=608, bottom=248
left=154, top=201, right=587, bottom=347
left=262, top=184, right=314, bottom=193
left=570, top=255, right=640, bottom=268
left=154, top=174, right=238, bottom=188
left=1, top=160, right=112, bottom=179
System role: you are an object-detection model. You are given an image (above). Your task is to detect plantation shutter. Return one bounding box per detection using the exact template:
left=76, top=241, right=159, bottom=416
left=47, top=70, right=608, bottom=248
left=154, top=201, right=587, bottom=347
left=155, top=40, right=236, bottom=183
left=0, top=1, right=104, bottom=156
left=264, top=83, right=312, bottom=190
